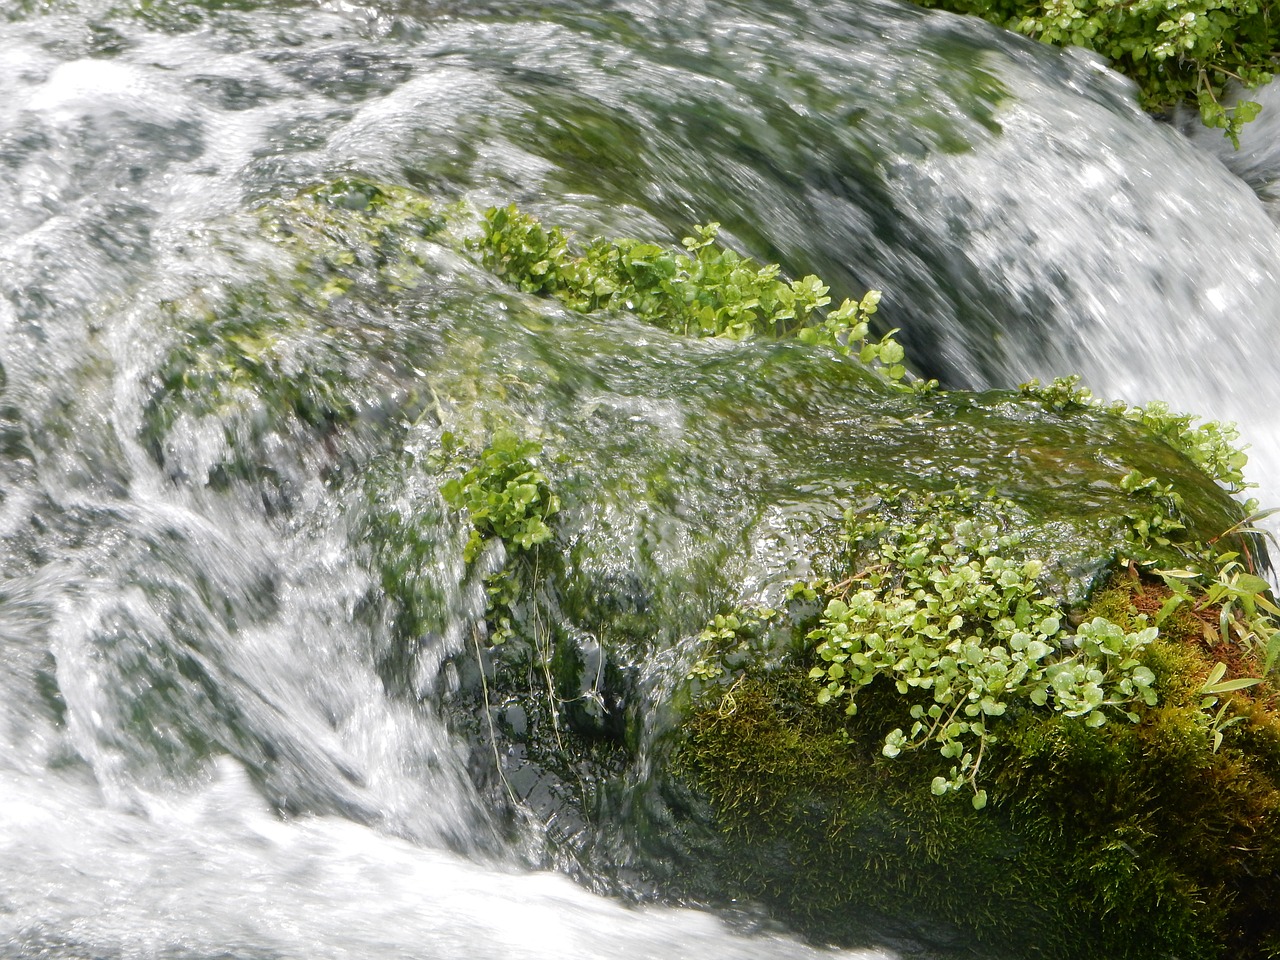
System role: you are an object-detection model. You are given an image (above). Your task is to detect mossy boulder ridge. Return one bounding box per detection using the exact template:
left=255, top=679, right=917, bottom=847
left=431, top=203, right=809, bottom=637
left=142, top=178, right=1280, bottom=959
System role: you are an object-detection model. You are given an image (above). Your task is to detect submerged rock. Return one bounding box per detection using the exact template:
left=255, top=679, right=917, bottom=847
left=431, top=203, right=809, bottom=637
left=142, top=179, right=1277, bottom=960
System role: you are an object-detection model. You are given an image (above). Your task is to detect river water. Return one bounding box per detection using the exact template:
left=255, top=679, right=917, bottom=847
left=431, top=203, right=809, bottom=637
left=1, top=0, right=1277, bottom=957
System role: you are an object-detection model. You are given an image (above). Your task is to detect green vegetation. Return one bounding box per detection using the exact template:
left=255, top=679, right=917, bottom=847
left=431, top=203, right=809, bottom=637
left=679, top=482, right=1280, bottom=956
left=806, top=488, right=1159, bottom=807
left=683, top=391, right=1275, bottom=801
left=912, top=0, right=1276, bottom=144
left=439, top=429, right=561, bottom=566
left=1022, top=376, right=1253, bottom=493
left=436, top=430, right=562, bottom=649
left=473, top=206, right=924, bottom=390
left=680, top=604, right=1280, bottom=958
left=680, top=667, right=1065, bottom=953
left=135, top=177, right=1280, bottom=956
left=672, top=360, right=1280, bottom=956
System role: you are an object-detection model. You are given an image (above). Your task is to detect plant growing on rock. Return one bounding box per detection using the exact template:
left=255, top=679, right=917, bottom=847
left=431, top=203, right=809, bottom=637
left=678, top=466, right=1280, bottom=956
left=438, top=429, right=562, bottom=646
left=910, top=0, right=1275, bottom=144
left=439, top=429, right=561, bottom=566
left=804, top=488, right=1159, bottom=807
left=472, top=206, right=924, bottom=390
left=1021, top=375, right=1253, bottom=494
left=436, top=429, right=577, bottom=764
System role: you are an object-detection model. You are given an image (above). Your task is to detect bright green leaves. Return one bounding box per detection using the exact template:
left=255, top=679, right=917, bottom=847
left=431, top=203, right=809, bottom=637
left=1195, top=661, right=1265, bottom=750
left=687, top=607, right=781, bottom=684
left=915, top=0, right=1275, bottom=143
left=474, top=206, right=919, bottom=389
left=437, top=430, right=562, bottom=646
left=794, top=477, right=1274, bottom=804
left=476, top=204, right=575, bottom=297
left=1125, top=401, right=1251, bottom=494
left=1021, top=376, right=1252, bottom=494
left=1056, top=618, right=1160, bottom=721
left=1018, top=374, right=1096, bottom=413
left=439, top=430, right=561, bottom=565
left=1120, top=469, right=1189, bottom=548
left=805, top=488, right=1161, bottom=803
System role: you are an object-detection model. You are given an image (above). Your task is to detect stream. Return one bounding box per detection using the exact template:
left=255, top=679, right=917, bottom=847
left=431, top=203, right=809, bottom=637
left=1, top=0, right=1278, bottom=957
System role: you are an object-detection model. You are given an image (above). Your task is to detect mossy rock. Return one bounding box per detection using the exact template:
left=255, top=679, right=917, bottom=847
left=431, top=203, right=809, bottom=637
left=138, top=177, right=1276, bottom=958
left=660, top=569, right=1280, bottom=960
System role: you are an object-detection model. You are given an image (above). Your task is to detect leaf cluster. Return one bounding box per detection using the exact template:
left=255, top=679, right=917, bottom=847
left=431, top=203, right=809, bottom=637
left=912, top=0, right=1277, bottom=143
left=804, top=489, right=1158, bottom=806
left=1119, top=468, right=1191, bottom=547
left=1108, top=459, right=1280, bottom=753
left=1021, top=376, right=1252, bottom=493
left=439, top=429, right=561, bottom=565
left=474, top=206, right=920, bottom=389
left=1158, top=551, right=1280, bottom=672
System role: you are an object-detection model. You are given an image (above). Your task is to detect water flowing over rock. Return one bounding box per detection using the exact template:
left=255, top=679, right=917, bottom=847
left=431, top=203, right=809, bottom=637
left=1, top=1, right=1278, bottom=958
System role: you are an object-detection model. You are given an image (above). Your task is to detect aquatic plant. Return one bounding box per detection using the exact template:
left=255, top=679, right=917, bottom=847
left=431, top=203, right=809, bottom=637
left=912, top=0, right=1275, bottom=144
left=678, top=484, right=1280, bottom=957
left=1022, top=376, right=1252, bottom=493
left=804, top=487, right=1160, bottom=807
left=439, top=429, right=561, bottom=567
left=472, top=206, right=921, bottom=390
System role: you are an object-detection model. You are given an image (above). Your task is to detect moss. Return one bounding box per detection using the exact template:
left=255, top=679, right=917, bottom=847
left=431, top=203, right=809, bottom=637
left=993, top=691, right=1280, bottom=958
left=1084, top=572, right=1273, bottom=693
left=674, top=566, right=1280, bottom=958
left=678, top=668, right=1072, bottom=954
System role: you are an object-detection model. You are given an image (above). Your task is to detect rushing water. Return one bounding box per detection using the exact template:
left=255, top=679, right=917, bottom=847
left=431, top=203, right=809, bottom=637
left=1, top=0, right=1278, bottom=957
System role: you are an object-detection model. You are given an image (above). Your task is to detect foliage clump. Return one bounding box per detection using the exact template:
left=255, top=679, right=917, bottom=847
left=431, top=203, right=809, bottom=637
left=1021, top=375, right=1253, bottom=494
left=440, top=429, right=561, bottom=565
left=685, top=426, right=1277, bottom=811
left=804, top=488, right=1159, bottom=806
left=437, top=430, right=562, bottom=646
left=911, top=0, right=1276, bottom=144
left=679, top=486, right=1280, bottom=957
left=473, top=206, right=923, bottom=390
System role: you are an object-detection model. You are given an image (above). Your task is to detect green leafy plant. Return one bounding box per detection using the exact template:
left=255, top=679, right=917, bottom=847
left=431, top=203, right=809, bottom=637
left=437, top=429, right=572, bottom=751
left=911, top=0, right=1276, bottom=143
left=802, top=488, right=1158, bottom=807
left=1124, top=401, right=1252, bottom=493
left=1156, top=552, right=1280, bottom=669
left=696, top=469, right=1277, bottom=809
left=436, top=430, right=562, bottom=653
left=1197, top=660, right=1264, bottom=750
left=1021, top=376, right=1253, bottom=493
left=439, top=429, right=561, bottom=566
left=1118, top=468, right=1189, bottom=547
left=686, top=607, right=782, bottom=682
left=473, top=206, right=926, bottom=390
